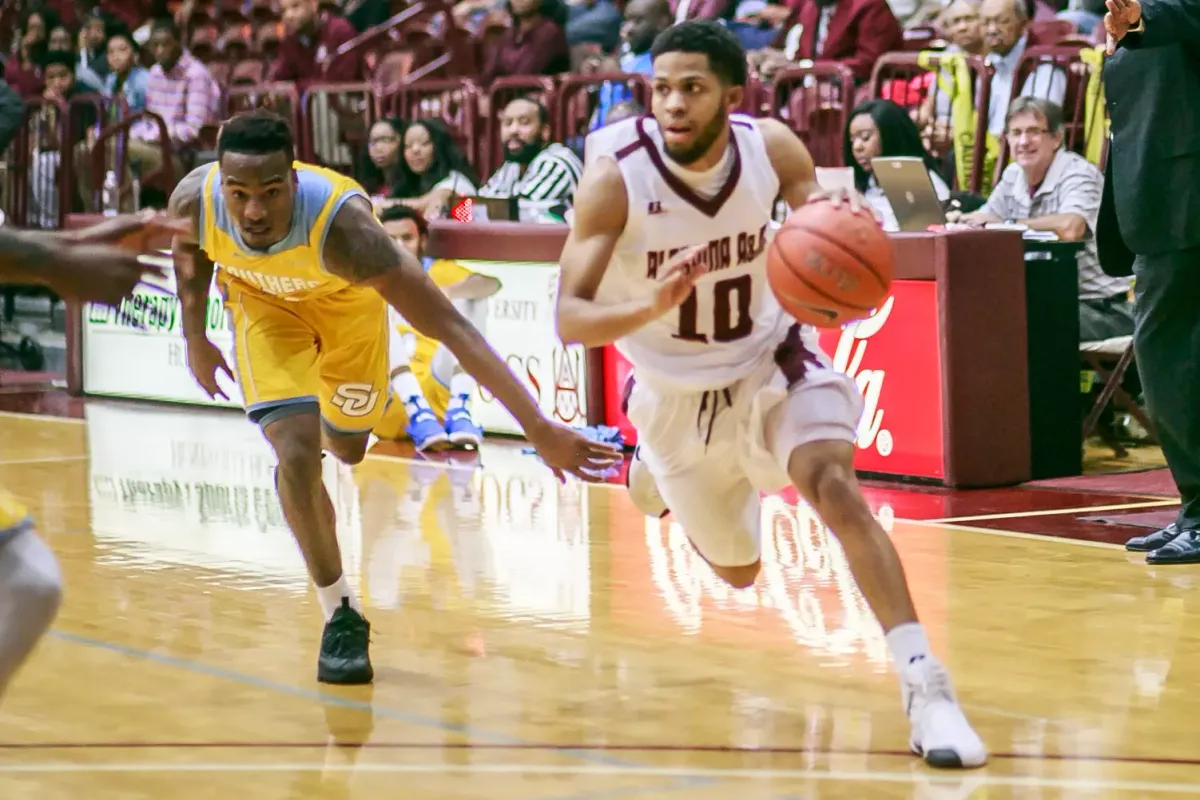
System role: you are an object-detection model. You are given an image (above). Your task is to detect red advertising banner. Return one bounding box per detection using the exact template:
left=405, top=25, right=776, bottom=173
left=815, top=280, right=944, bottom=479
left=603, top=280, right=944, bottom=479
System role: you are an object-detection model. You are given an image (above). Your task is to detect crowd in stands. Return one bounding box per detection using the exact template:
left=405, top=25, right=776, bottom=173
left=0, top=0, right=1123, bottom=338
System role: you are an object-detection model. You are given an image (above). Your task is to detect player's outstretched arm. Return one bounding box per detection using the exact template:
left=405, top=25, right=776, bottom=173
left=323, top=196, right=620, bottom=481
left=556, top=158, right=704, bottom=347
left=167, top=165, right=217, bottom=343
left=0, top=218, right=169, bottom=308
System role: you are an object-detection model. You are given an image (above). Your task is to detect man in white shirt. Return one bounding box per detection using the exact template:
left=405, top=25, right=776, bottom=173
left=951, top=97, right=1133, bottom=341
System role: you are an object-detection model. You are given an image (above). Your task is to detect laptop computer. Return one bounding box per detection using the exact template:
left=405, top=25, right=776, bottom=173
left=870, top=156, right=946, bottom=232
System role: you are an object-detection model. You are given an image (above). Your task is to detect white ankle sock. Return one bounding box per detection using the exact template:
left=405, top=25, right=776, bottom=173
left=315, top=575, right=362, bottom=621
left=885, top=622, right=931, bottom=671
left=391, top=371, right=428, bottom=411
left=448, top=372, right=475, bottom=411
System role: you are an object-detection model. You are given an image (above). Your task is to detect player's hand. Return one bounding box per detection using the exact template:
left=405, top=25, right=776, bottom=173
left=45, top=243, right=168, bottom=309
left=650, top=245, right=707, bottom=316
left=69, top=209, right=192, bottom=252
left=185, top=337, right=235, bottom=401
left=1105, top=0, right=1141, bottom=53
left=526, top=419, right=622, bottom=483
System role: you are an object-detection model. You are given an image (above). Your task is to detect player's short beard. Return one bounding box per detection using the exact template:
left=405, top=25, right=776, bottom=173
left=662, top=107, right=729, bottom=167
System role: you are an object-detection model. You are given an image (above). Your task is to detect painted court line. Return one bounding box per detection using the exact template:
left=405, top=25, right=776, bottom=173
left=905, top=518, right=1125, bottom=549
left=927, top=500, right=1179, bottom=523
left=0, top=762, right=1197, bottom=793
left=47, top=630, right=633, bottom=770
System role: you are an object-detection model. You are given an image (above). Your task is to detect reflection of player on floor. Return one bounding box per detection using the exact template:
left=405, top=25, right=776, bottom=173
left=556, top=22, right=987, bottom=768
left=169, top=111, right=619, bottom=685
left=0, top=213, right=178, bottom=697
left=374, top=206, right=500, bottom=450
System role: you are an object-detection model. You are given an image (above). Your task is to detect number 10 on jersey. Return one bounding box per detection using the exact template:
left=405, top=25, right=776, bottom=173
left=673, top=274, right=754, bottom=343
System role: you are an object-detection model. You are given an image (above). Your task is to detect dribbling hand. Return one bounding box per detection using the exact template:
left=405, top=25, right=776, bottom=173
left=186, top=337, right=235, bottom=401
left=806, top=186, right=871, bottom=217
left=651, top=245, right=708, bottom=316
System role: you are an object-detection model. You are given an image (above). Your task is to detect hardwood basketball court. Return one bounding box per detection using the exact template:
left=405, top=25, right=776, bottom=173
left=0, top=402, right=1196, bottom=798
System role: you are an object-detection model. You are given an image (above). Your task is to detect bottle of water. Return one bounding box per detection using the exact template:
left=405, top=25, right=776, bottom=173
left=102, top=170, right=119, bottom=217
left=130, top=176, right=141, bottom=213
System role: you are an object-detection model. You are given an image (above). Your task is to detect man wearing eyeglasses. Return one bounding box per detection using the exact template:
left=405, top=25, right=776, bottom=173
left=948, top=96, right=1134, bottom=342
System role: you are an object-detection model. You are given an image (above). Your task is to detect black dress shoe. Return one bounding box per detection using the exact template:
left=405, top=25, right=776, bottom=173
left=1147, top=529, right=1200, bottom=564
left=1126, top=523, right=1182, bottom=552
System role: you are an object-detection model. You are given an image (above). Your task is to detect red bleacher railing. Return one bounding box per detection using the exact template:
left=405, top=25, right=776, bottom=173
left=555, top=73, right=651, bottom=148
left=300, top=82, right=376, bottom=173
left=768, top=63, right=856, bottom=168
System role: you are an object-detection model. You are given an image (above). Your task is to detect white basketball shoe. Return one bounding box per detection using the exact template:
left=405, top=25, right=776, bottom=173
left=901, top=656, right=988, bottom=769
left=625, top=446, right=669, bottom=518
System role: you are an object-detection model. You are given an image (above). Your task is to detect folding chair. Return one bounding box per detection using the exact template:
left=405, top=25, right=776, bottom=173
left=1080, top=335, right=1155, bottom=456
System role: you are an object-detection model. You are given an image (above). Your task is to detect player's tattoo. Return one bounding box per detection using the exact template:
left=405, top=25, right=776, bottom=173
left=168, top=165, right=217, bottom=340
left=166, top=165, right=210, bottom=244
left=322, top=196, right=414, bottom=283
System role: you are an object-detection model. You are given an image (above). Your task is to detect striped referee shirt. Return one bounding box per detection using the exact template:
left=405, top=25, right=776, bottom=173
left=479, top=143, right=583, bottom=204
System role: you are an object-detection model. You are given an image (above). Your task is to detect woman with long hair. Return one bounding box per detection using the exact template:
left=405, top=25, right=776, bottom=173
left=6, top=7, right=60, bottom=97
left=844, top=99, right=950, bottom=231
left=384, top=118, right=479, bottom=218
left=359, top=118, right=405, bottom=198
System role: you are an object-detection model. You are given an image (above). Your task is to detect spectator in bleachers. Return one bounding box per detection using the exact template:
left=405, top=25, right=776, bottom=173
left=568, top=0, right=624, bottom=52
left=384, top=118, right=479, bottom=218
left=480, top=96, right=583, bottom=207
left=752, top=0, right=904, bottom=83
left=79, top=9, right=114, bottom=85
left=30, top=51, right=97, bottom=225
left=1055, top=0, right=1103, bottom=34
left=949, top=98, right=1132, bottom=341
left=270, top=0, right=364, bottom=86
left=360, top=118, right=404, bottom=197
left=480, top=0, right=570, bottom=86
left=938, top=0, right=984, bottom=53
left=952, top=0, right=1065, bottom=135
left=103, top=29, right=149, bottom=114
left=845, top=99, right=949, bottom=231
left=620, top=0, right=673, bottom=74
left=5, top=8, right=57, bottom=96
left=127, top=20, right=216, bottom=184
left=46, top=23, right=106, bottom=93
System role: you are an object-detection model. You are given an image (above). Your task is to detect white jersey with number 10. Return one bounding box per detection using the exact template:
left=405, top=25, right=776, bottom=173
left=585, top=114, right=791, bottom=393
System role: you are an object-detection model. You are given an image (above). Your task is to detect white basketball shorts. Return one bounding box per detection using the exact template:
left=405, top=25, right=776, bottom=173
left=624, top=326, right=863, bottom=568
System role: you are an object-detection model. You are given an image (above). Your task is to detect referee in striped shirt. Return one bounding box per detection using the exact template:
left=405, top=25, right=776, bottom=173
left=479, top=96, right=584, bottom=209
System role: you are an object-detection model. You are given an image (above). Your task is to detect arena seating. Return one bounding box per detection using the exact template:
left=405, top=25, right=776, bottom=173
left=0, top=0, right=1108, bottom=230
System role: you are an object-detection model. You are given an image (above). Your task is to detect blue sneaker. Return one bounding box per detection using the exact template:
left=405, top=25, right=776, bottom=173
left=406, top=403, right=449, bottom=451
left=444, top=405, right=483, bottom=449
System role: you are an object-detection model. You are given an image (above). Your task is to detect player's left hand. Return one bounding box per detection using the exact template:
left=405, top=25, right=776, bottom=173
left=69, top=209, right=192, bottom=252
left=526, top=419, right=622, bottom=483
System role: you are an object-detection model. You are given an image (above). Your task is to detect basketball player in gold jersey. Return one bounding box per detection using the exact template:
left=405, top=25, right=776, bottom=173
left=0, top=212, right=181, bottom=698
left=167, top=110, right=618, bottom=685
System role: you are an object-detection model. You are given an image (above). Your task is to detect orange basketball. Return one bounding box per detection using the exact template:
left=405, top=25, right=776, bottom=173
left=766, top=200, right=893, bottom=328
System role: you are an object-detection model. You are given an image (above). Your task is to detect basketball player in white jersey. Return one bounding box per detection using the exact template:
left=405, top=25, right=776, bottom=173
left=556, top=20, right=987, bottom=768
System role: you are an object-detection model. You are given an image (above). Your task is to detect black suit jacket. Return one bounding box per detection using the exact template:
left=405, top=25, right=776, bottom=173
left=1101, top=7, right=1200, bottom=264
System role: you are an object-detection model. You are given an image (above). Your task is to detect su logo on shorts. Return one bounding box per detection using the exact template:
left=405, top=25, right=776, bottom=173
left=331, top=383, right=381, bottom=417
